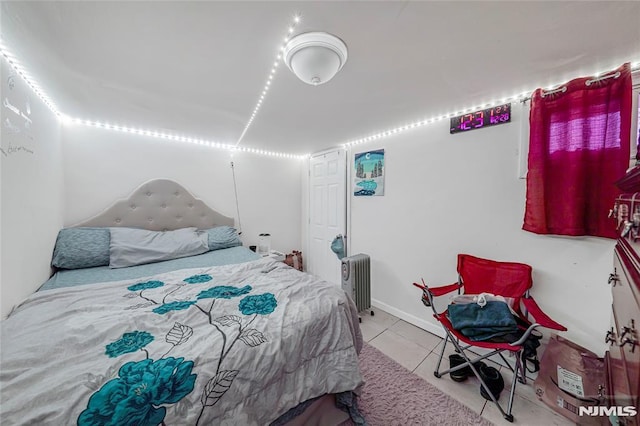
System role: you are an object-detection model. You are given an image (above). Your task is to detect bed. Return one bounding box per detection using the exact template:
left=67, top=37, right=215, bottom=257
left=0, top=179, right=364, bottom=425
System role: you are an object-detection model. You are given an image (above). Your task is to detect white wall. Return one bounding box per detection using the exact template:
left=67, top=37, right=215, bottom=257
left=1, top=58, right=64, bottom=317
left=61, top=125, right=302, bottom=254
left=348, top=105, right=614, bottom=355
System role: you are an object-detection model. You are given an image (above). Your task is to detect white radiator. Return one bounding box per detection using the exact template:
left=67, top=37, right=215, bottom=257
left=341, top=254, right=371, bottom=312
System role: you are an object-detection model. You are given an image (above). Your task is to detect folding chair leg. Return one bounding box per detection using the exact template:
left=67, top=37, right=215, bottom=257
left=463, top=353, right=513, bottom=422
left=444, top=334, right=517, bottom=423
left=476, top=360, right=515, bottom=423
left=482, top=349, right=523, bottom=423
left=504, top=352, right=523, bottom=423
left=497, top=350, right=527, bottom=384
left=433, top=333, right=449, bottom=378
left=515, top=351, right=526, bottom=385
left=498, top=352, right=515, bottom=374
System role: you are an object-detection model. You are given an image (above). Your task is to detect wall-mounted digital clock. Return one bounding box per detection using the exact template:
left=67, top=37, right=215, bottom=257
left=450, top=103, right=511, bottom=134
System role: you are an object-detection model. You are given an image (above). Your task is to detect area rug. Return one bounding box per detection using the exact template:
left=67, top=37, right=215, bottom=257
left=344, top=343, right=493, bottom=426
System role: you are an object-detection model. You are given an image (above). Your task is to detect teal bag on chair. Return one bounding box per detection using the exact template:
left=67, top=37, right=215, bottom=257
left=330, top=235, right=345, bottom=259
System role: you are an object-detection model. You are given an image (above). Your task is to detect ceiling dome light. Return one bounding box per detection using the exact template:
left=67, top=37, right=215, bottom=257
left=283, top=32, right=348, bottom=86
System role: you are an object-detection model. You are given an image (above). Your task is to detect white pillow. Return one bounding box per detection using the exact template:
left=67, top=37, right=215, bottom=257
left=109, top=227, right=209, bottom=268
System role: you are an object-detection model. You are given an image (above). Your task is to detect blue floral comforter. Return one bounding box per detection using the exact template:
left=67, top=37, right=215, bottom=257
left=0, top=258, right=364, bottom=425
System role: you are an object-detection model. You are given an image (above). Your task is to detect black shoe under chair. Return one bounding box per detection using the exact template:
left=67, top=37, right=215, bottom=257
left=448, top=354, right=487, bottom=382
left=478, top=363, right=504, bottom=401
left=448, top=354, right=504, bottom=400
left=448, top=354, right=473, bottom=382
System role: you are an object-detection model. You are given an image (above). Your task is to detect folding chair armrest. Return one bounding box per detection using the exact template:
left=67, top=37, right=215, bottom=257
left=412, top=282, right=461, bottom=297
left=431, top=283, right=462, bottom=296
left=509, top=323, right=542, bottom=346
left=413, top=281, right=460, bottom=309
left=522, top=297, right=567, bottom=331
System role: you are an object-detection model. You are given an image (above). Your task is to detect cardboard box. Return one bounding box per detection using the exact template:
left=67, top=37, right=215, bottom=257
left=534, top=335, right=606, bottom=425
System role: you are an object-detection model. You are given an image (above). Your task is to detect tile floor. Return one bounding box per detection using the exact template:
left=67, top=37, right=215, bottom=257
left=359, top=307, right=576, bottom=426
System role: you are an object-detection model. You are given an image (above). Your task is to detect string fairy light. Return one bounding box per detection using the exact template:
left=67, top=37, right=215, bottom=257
left=0, top=41, right=61, bottom=116
left=235, top=13, right=302, bottom=146
left=2, top=36, right=637, bottom=159
left=68, top=118, right=307, bottom=159
left=343, top=61, right=640, bottom=148
left=0, top=39, right=307, bottom=160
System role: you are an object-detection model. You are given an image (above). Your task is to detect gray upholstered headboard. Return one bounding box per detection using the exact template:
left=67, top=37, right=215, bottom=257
left=72, top=179, right=234, bottom=231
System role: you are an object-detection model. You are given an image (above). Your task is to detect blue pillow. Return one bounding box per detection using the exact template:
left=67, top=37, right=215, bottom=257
left=206, top=226, right=242, bottom=251
left=52, top=227, right=110, bottom=269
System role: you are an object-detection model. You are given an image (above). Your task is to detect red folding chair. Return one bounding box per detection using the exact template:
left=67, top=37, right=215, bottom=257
left=412, top=254, right=566, bottom=422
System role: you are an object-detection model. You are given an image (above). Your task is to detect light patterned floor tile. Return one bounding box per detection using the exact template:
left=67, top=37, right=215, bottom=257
left=368, top=329, right=431, bottom=371
left=388, top=320, right=443, bottom=351
left=360, top=307, right=400, bottom=329
left=481, top=392, right=575, bottom=426
left=359, top=319, right=386, bottom=342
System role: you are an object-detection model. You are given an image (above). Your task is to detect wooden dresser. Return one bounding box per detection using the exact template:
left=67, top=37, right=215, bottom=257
left=608, top=192, right=640, bottom=425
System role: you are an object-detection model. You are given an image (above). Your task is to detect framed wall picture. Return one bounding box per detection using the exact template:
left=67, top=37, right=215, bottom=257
left=354, top=149, right=385, bottom=196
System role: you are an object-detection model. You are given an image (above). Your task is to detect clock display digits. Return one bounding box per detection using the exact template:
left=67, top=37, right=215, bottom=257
left=450, top=103, right=511, bottom=134
left=474, top=111, right=484, bottom=128
left=461, top=114, right=472, bottom=130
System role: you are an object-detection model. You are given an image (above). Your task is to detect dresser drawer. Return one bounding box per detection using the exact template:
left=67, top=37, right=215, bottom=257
left=605, top=349, right=635, bottom=419
left=611, top=304, right=640, bottom=411
left=615, top=239, right=640, bottom=300
left=611, top=245, right=640, bottom=413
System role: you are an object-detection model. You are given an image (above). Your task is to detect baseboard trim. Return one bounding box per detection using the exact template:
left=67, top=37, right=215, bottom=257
left=371, top=298, right=445, bottom=339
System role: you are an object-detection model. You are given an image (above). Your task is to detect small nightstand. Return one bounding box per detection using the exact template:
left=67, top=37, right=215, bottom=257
left=261, top=250, right=285, bottom=262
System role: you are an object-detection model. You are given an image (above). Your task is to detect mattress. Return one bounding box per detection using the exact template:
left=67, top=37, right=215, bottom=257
left=40, top=245, right=260, bottom=291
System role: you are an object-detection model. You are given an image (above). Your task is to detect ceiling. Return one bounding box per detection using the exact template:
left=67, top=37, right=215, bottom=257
left=2, top=1, right=639, bottom=155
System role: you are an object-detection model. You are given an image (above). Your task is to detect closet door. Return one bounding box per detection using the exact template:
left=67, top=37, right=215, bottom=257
left=308, top=149, right=346, bottom=285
